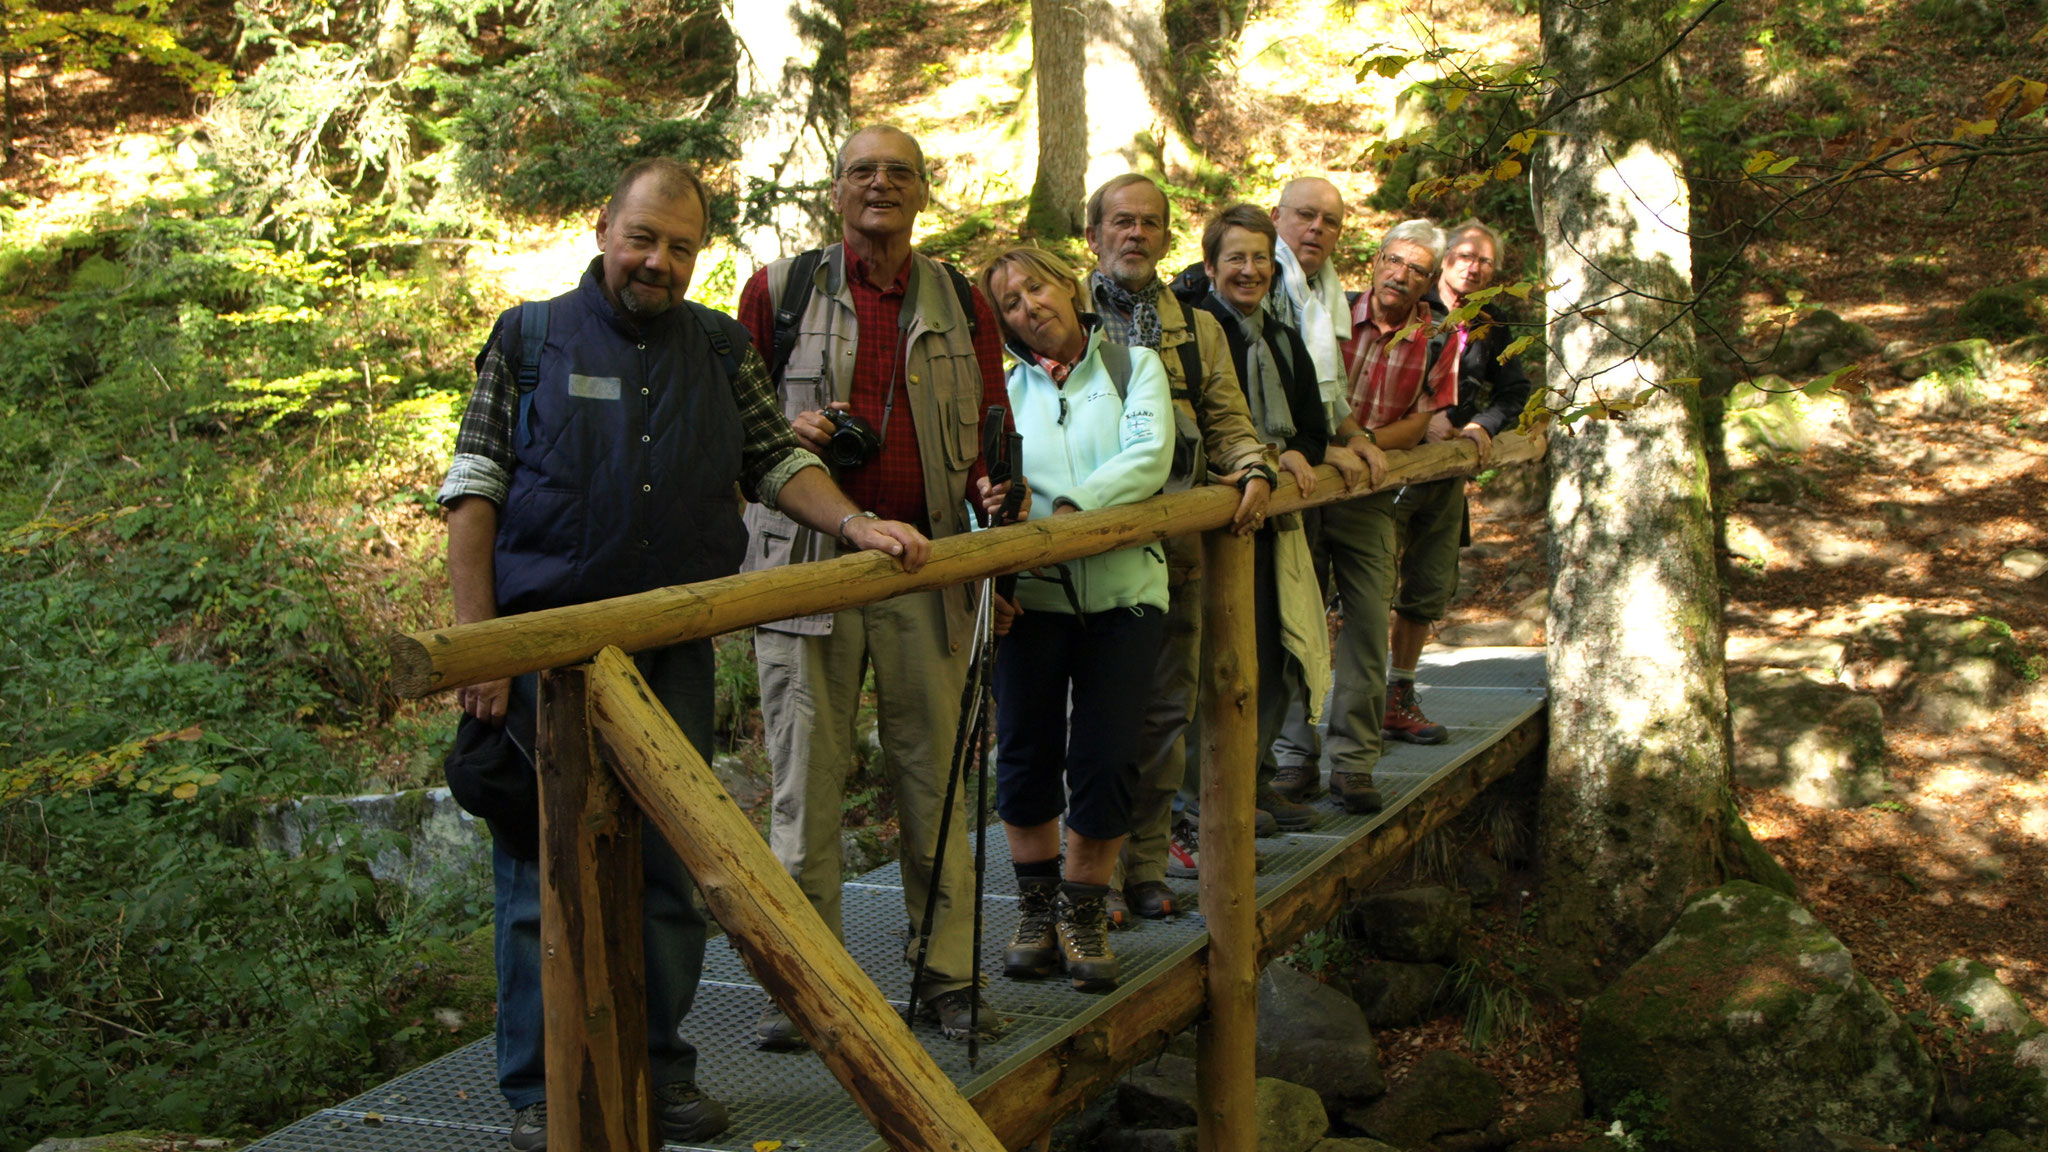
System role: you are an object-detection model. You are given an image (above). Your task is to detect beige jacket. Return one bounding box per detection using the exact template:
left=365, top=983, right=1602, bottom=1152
left=1153, top=291, right=1277, bottom=587
left=743, top=245, right=984, bottom=649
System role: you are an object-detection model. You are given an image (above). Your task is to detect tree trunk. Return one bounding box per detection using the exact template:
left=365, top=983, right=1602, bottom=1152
left=732, top=0, right=848, bottom=269
left=1532, top=0, right=1731, bottom=963
left=1079, top=0, right=1195, bottom=182
left=1027, top=0, right=1087, bottom=237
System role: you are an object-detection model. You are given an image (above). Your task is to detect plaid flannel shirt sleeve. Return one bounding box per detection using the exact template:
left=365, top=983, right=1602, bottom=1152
left=436, top=333, right=519, bottom=508
left=732, top=342, right=824, bottom=510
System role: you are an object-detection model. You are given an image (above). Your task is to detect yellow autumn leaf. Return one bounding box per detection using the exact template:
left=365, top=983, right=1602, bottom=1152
left=2016, top=79, right=2048, bottom=119
left=1493, top=159, right=1523, bottom=180
left=1508, top=131, right=1535, bottom=153
left=1743, top=149, right=1779, bottom=175
left=1986, top=76, right=2023, bottom=119
left=1498, top=334, right=1536, bottom=363
left=1766, top=155, right=1798, bottom=174
left=1445, top=87, right=1469, bottom=113
left=1663, top=377, right=1702, bottom=390
left=1502, top=282, right=1534, bottom=299
left=1956, top=118, right=1998, bottom=137
left=173, top=782, right=199, bottom=800
left=753, top=1142, right=783, bottom=1152
left=2034, top=19, right=2048, bottom=45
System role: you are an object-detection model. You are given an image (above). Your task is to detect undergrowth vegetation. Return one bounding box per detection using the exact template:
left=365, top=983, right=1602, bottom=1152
left=0, top=175, right=502, bottom=1147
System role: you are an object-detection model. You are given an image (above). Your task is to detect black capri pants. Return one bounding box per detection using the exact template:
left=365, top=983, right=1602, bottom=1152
left=993, top=603, right=1168, bottom=841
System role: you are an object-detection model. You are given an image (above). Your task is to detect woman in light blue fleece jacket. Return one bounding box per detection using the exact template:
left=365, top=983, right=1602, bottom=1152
left=975, top=246, right=1173, bottom=993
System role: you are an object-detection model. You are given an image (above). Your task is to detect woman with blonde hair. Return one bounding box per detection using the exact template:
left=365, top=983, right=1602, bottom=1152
left=975, top=246, right=1173, bottom=992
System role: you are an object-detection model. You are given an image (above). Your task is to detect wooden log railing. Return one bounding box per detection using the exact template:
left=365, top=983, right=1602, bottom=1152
left=390, top=431, right=1547, bottom=1152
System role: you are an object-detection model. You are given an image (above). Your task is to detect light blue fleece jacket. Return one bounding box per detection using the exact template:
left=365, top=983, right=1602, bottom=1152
left=1007, top=328, right=1174, bottom=615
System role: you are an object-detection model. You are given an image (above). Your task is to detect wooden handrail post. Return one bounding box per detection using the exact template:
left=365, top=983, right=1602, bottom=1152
left=537, top=666, right=655, bottom=1150
left=1196, top=528, right=1258, bottom=1152
left=581, top=646, right=1007, bottom=1152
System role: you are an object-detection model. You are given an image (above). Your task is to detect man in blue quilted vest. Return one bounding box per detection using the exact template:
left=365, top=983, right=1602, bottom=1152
left=438, top=158, right=929, bottom=1152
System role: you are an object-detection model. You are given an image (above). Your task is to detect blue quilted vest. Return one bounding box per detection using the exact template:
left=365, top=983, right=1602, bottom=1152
left=493, top=263, right=749, bottom=616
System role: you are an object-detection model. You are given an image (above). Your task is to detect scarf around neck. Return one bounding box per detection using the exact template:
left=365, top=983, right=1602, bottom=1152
left=1272, top=239, right=1351, bottom=407
left=1090, top=271, right=1163, bottom=350
left=1213, top=289, right=1295, bottom=447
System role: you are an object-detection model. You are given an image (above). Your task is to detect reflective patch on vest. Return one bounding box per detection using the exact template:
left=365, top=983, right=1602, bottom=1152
left=568, top=374, right=622, bottom=400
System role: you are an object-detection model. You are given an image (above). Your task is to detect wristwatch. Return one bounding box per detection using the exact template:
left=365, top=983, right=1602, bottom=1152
left=837, top=509, right=878, bottom=545
left=1351, top=428, right=1378, bottom=451
left=1238, top=463, right=1278, bottom=491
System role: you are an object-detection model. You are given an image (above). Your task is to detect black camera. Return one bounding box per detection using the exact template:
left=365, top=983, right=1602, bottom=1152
left=822, top=408, right=883, bottom=469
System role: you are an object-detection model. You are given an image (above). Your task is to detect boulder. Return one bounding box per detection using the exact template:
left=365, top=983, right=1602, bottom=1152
left=1579, top=881, right=1936, bottom=1150
left=1753, top=309, right=1880, bottom=376
left=1257, top=1076, right=1331, bottom=1152
left=1848, top=612, right=2028, bottom=734
left=1974, top=1131, right=2041, bottom=1152
left=1498, top=1087, right=1586, bottom=1142
left=1345, top=1049, right=1503, bottom=1146
left=1725, top=634, right=1848, bottom=675
left=1118, top=1052, right=1200, bottom=1129
left=1958, top=278, right=2048, bottom=342
left=1923, top=960, right=2048, bottom=1134
left=1725, top=466, right=1808, bottom=505
left=1925, top=958, right=2041, bottom=1036
left=1349, top=960, right=1450, bottom=1027
left=1891, top=338, right=1996, bottom=384
left=1459, top=850, right=1510, bottom=905
left=1726, top=668, right=1886, bottom=808
left=1257, top=962, right=1387, bottom=1107
left=1723, top=376, right=1815, bottom=457
left=2004, top=549, right=2048, bottom=581
left=1348, top=887, right=1470, bottom=964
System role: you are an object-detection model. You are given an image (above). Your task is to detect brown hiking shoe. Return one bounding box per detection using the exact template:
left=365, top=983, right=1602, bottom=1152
left=1004, top=877, right=1062, bottom=979
left=1257, top=784, right=1321, bottom=831
left=1382, top=679, right=1448, bottom=745
left=1055, top=883, right=1120, bottom=991
left=1329, top=770, right=1385, bottom=814
left=1270, top=762, right=1324, bottom=802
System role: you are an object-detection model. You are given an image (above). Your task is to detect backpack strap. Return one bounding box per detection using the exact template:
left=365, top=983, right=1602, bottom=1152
left=1098, top=339, right=1133, bottom=402
left=768, top=248, right=826, bottom=386
left=686, top=301, right=744, bottom=380
left=941, top=261, right=979, bottom=343
left=514, top=299, right=548, bottom=439
left=1173, top=339, right=1200, bottom=403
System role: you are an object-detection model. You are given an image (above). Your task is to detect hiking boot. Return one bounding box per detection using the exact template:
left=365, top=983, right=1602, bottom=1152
left=1383, top=679, right=1448, bottom=745
left=1055, top=882, right=1120, bottom=991
left=655, top=1080, right=729, bottom=1143
left=755, top=1003, right=807, bottom=1051
left=1257, top=784, right=1321, bottom=831
left=1183, top=798, right=1280, bottom=839
left=1104, top=885, right=1130, bottom=930
left=1329, top=770, right=1385, bottom=814
left=1004, top=876, right=1062, bottom=979
left=1126, top=879, right=1177, bottom=919
left=1165, top=818, right=1200, bottom=879
left=920, top=986, right=1008, bottom=1042
left=1270, top=762, right=1324, bottom=802
left=508, top=1102, right=547, bottom=1152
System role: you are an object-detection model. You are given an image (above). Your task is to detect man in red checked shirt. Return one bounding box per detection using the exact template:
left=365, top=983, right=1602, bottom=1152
left=736, top=125, right=1011, bottom=1050
left=1317, top=219, right=1464, bottom=814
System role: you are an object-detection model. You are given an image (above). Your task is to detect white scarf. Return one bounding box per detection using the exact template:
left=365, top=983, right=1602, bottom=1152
left=1270, top=238, right=1351, bottom=409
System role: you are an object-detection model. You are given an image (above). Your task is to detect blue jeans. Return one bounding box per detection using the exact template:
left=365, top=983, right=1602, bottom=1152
left=494, top=641, right=715, bottom=1109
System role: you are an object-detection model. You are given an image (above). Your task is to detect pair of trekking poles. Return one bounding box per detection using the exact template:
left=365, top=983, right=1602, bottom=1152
left=903, top=407, right=1026, bottom=1066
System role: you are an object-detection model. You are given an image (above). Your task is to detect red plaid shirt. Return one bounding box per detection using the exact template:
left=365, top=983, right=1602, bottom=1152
left=1342, top=294, right=1462, bottom=430
left=740, top=251, right=1005, bottom=526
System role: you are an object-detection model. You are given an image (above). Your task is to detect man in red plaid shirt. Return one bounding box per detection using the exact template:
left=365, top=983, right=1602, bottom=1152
left=735, top=125, right=1010, bottom=1050
left=1317, top=219, right=1462, bottom=813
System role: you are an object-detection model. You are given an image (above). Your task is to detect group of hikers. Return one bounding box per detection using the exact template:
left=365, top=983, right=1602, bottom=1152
left=437, top=123, right=1530, bottom=1148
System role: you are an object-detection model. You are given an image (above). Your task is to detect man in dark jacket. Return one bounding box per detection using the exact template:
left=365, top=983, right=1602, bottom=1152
left=1382, top=219, right=1533, bottom=744
left=439, top=158, right=928, bottom=1151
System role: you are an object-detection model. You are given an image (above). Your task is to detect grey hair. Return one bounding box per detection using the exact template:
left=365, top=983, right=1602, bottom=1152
left=1380, top=219, right=1448, bottom=266
left=1445, top=218, right=1505, bottom=265
left=834, top=125, right=927, bottom=180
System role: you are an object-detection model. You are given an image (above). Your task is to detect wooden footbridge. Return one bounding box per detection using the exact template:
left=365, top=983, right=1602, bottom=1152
left=248, top=432, right=1548, bottom=1152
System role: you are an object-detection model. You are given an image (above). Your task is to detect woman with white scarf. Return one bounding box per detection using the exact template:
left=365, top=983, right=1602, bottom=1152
left=1172, top=203, right=1362, bottom=829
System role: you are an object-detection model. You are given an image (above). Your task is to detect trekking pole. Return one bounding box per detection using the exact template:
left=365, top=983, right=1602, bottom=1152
left=903, top=614, right=986, bottom=1031
left=966, top=584, right=998, bottom=1065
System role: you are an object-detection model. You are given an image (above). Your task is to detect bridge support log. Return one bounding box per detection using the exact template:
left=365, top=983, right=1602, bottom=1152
left=537, top=666, right=655, bottom=1151
left=1196, top=528, right=1258, bottom=1152
left=582, top=646, right=1007, bottom=1152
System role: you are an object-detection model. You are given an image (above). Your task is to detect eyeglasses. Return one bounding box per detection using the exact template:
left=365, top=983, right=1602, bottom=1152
left=1447, top=250, right=1496, bottom=271
left=1280, top=204, right=1343, bottom=231
left=840, top=161, right=924, bottom=186
left=1378, top=251, right=1435, bottom=282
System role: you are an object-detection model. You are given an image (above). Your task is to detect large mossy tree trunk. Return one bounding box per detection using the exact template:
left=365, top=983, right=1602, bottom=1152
left=732, top=0, right=848, bottom=269
left=1532, top=0, right=1732, bottom=963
